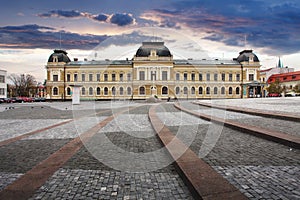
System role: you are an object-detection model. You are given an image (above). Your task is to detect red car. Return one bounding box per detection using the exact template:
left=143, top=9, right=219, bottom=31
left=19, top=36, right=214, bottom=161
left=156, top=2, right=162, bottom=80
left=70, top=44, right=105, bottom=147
left=267, top=93, right=281, bottom=97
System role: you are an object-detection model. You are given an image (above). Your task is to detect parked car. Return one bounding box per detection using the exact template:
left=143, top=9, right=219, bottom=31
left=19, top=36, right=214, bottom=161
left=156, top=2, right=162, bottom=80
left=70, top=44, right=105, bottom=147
left=267, top=93, right=281, bottom=97
left=12, top=97, right=34, bottom=103
left=33, top=97, right=46, bottom=102
left=0, top=98, right=15, bottom=103
left=0, top=98, right=4, bottom=104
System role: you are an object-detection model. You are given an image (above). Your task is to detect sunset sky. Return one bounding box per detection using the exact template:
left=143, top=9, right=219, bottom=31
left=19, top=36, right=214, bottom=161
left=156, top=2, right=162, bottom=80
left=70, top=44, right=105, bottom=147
left=1, top=0, right=300, bottom=82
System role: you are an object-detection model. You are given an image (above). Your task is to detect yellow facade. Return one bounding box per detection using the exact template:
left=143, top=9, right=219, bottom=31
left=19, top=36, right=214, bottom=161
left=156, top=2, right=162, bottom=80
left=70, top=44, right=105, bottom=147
left=46, top=42, right=261, bottom=100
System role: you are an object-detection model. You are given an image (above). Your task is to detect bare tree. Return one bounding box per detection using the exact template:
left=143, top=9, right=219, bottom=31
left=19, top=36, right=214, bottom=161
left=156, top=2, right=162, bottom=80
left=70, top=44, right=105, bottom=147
left=8, top=74, right=36, bottom=97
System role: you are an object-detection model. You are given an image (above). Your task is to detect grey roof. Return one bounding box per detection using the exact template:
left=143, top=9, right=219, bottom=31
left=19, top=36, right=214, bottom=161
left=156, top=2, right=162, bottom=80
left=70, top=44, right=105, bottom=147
left=237, top=50, right=259, bottom=62
left=136, top=42, right=172, bottom=57
left=48, top=49, right=71, bottom=63
left=174, top=59, right=240, bottom=65
left=68, top=60, right=132, bottom=66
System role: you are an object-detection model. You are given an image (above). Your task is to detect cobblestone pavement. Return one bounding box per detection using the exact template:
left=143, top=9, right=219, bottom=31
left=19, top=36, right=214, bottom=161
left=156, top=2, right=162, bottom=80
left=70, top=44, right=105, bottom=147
left=0, top=103, right=194, bottom=199
left=193, top=106, right=300, bottom=137
left=198, top=97, right=300, bottom=115
left=170, top=101, right=300, bottom=200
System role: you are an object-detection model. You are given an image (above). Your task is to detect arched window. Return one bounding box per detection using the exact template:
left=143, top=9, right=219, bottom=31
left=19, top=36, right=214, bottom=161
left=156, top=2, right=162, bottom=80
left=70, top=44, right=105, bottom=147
left=183, top=87, right=188, bottom=95
left=191, top=87, right=195, bottom=95
left=53, top=87, right=58, bottom=96
left=127, top=87, right=132, bottom=95
left=119, top=87, right=124, bottom=95
left=175, top=87, right=180, bottom=95
left=198, top=87, right=203, bottom=95
left=89, top=87, right=93, bottom=96
left=214, top=87, right=218, bottom=95
left=104, top=87, right=108, bottom=95
left=139, top=86, right=145, bottom=95
left=229, top=87, right=233, bottom=95
left=206, top=87, right=210, bottom=95
left=112, top=87, right=116, bottom=95
left=67, top=87, right=71, bottom=96
left=221, top=87, right=225, bottom=95
left=162, top=86, right=168, bottom=95
left=96, top=87, right=101, bottom=95
left=236, top=87, right=240, bottom=95
left=81, top=87, right=86, bottom=95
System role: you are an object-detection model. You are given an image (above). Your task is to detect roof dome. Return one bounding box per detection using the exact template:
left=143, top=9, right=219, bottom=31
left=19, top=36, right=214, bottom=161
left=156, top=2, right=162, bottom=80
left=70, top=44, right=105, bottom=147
left=237, top=50, right=259, bottom=62
left=48, top=49, right=71, bottom=63
left=136, top=42, right=172, bottom=57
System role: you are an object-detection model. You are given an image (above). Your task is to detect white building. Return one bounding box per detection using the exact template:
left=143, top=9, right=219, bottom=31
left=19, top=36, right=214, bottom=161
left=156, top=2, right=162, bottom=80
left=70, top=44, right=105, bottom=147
left=0, top=69, right=7, bottom=98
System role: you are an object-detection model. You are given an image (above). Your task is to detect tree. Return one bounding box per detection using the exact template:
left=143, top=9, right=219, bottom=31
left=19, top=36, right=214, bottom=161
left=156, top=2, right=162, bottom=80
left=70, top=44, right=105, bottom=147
left=267, top=78, right=283, bottom=94
left=293, top=84, right=300, bottom=93
left=8, top=74, right=36, bottom=97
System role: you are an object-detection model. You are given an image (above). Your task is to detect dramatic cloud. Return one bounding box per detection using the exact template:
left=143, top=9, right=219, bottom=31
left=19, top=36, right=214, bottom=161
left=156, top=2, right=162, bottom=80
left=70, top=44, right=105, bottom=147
left=38, top=10, right=135, bottom=26
left=141, top=0, right=300, bottom=55
left=0, top=24, right=109, bottom=50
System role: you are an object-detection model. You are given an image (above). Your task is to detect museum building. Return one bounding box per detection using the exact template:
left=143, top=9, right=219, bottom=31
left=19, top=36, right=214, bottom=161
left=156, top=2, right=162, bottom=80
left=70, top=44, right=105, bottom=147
left=45, top=42, right=262, bottom=100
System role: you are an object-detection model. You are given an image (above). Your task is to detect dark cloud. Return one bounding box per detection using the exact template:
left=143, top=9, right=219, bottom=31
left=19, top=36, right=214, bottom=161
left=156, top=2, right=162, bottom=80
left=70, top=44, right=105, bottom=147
left=38, top=10, right=135, bottom=26
left=38, top=10, right=82, bottom=18
left=143, top=0, right=300, bottom=55
left=0, top=24, right=109, bottom=50
left=110, top=13, right=135, bottom=26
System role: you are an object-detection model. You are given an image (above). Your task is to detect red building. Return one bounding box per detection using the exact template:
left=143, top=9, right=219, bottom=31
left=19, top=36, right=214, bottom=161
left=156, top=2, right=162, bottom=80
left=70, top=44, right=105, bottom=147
left=267, top=71, right=300, bottom=84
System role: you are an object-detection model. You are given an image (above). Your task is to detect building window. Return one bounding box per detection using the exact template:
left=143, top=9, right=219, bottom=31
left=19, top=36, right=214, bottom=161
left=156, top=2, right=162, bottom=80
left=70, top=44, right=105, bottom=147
left=292, top=75, right=296, bottom=79
left=104, top=87, right=108, bottom=95
left=88, top=87, right=93, bottom=96
left=53, top=75, right=58, bottom=82
left=221, top=87, right=225, bottom=95
left=262, top=77, right=265, bottom=82
left=0, top=75, right=5, bottom=83
left=74, top=74, right=78, bottom=82
left=214, top=73, right=218, bottom=81
left=127, top=87, right=132, bottom=95
left=229, top=87, right=233, bottom=95
left=162, top=86, right=168, bottom=95
left=0, top=88, right=4, bottom=95
left=199, top=74, right=203, bottom=81
left=184, top=73, right=188, bottom=81
left=191, top=73, right=195, bottom=81
left=81, top=74, right=85, bottom=82
left=96, top=87, right=101, bottom=95
left=236, top=87, right=240, bottom=95
left=139, top=86, right=145, bottom=95
left=214, top=87, right=218, bottom=95
left=229, top=74, right=233, bottom=81
left=112, top=74, right=116, bottom=81
left=139, top=71, right=145, bottom=81
left=191, top=87, right=195, bottom=95
left=206, top=87, right=210, bottom=95
left=104, top=74, right=108, bottom=81
left=67, top=87, right=71, bottom=96
left=66, top=74, right=71, bottom=82
left=249, top=74, right=254, bottom=81
left=119, top=87, right=124, bottom=95
left=53, top=87, right=58, bottom=95
left=175, top=87, right=180, bottom=95
left=176, top=73, right=180, bottom=81
left=96, top=73, right=100, bottom=81
left=120, top=74, right=123, bottom=81
left=236, top=74, right=240, bottom=81
left=162, top=71, right=168, bottom=81
left=199, top=87, right=203, bottom=95
left=206, top=73, right=210, bottom=81
left=221, top=73, right=225, bottom=81
left=127, top=73, right=131, bottom=81
left=183, top=87, right=188, bottom=95
left=81, top=87, right=86, bottom=95
left=89, top=74, right=93, bottom=81
left=112, top=87, right=116, bottom=95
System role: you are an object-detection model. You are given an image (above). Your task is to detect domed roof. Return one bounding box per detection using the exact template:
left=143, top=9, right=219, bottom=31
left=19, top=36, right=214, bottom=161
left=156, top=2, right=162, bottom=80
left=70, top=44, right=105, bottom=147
left=136, top=42, right=172, bottom=57
left=237, top=50, right=259, bottom=62
left=48, top=49, right=71, bottom=63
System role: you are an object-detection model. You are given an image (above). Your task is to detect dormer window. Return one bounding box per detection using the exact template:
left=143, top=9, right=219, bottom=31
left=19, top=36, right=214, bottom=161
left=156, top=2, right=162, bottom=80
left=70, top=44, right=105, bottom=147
left=151, top=50, right=156, bottom=57
left=53, top=56, right=58, bottom=62
left=249, top=55, right=254, bottom=62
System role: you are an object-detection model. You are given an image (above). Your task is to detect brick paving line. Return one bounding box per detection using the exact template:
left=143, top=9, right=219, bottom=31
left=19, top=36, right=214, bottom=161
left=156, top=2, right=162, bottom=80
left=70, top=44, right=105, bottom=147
left=174, top=102, right=300, bottom=149
left=148, top=104, right=248, bottom=200
left=0, top=109, right=111, bottom=147
left=194, top=101, right=300, bottom=122
left=0, top=107, right=137, bottom=200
